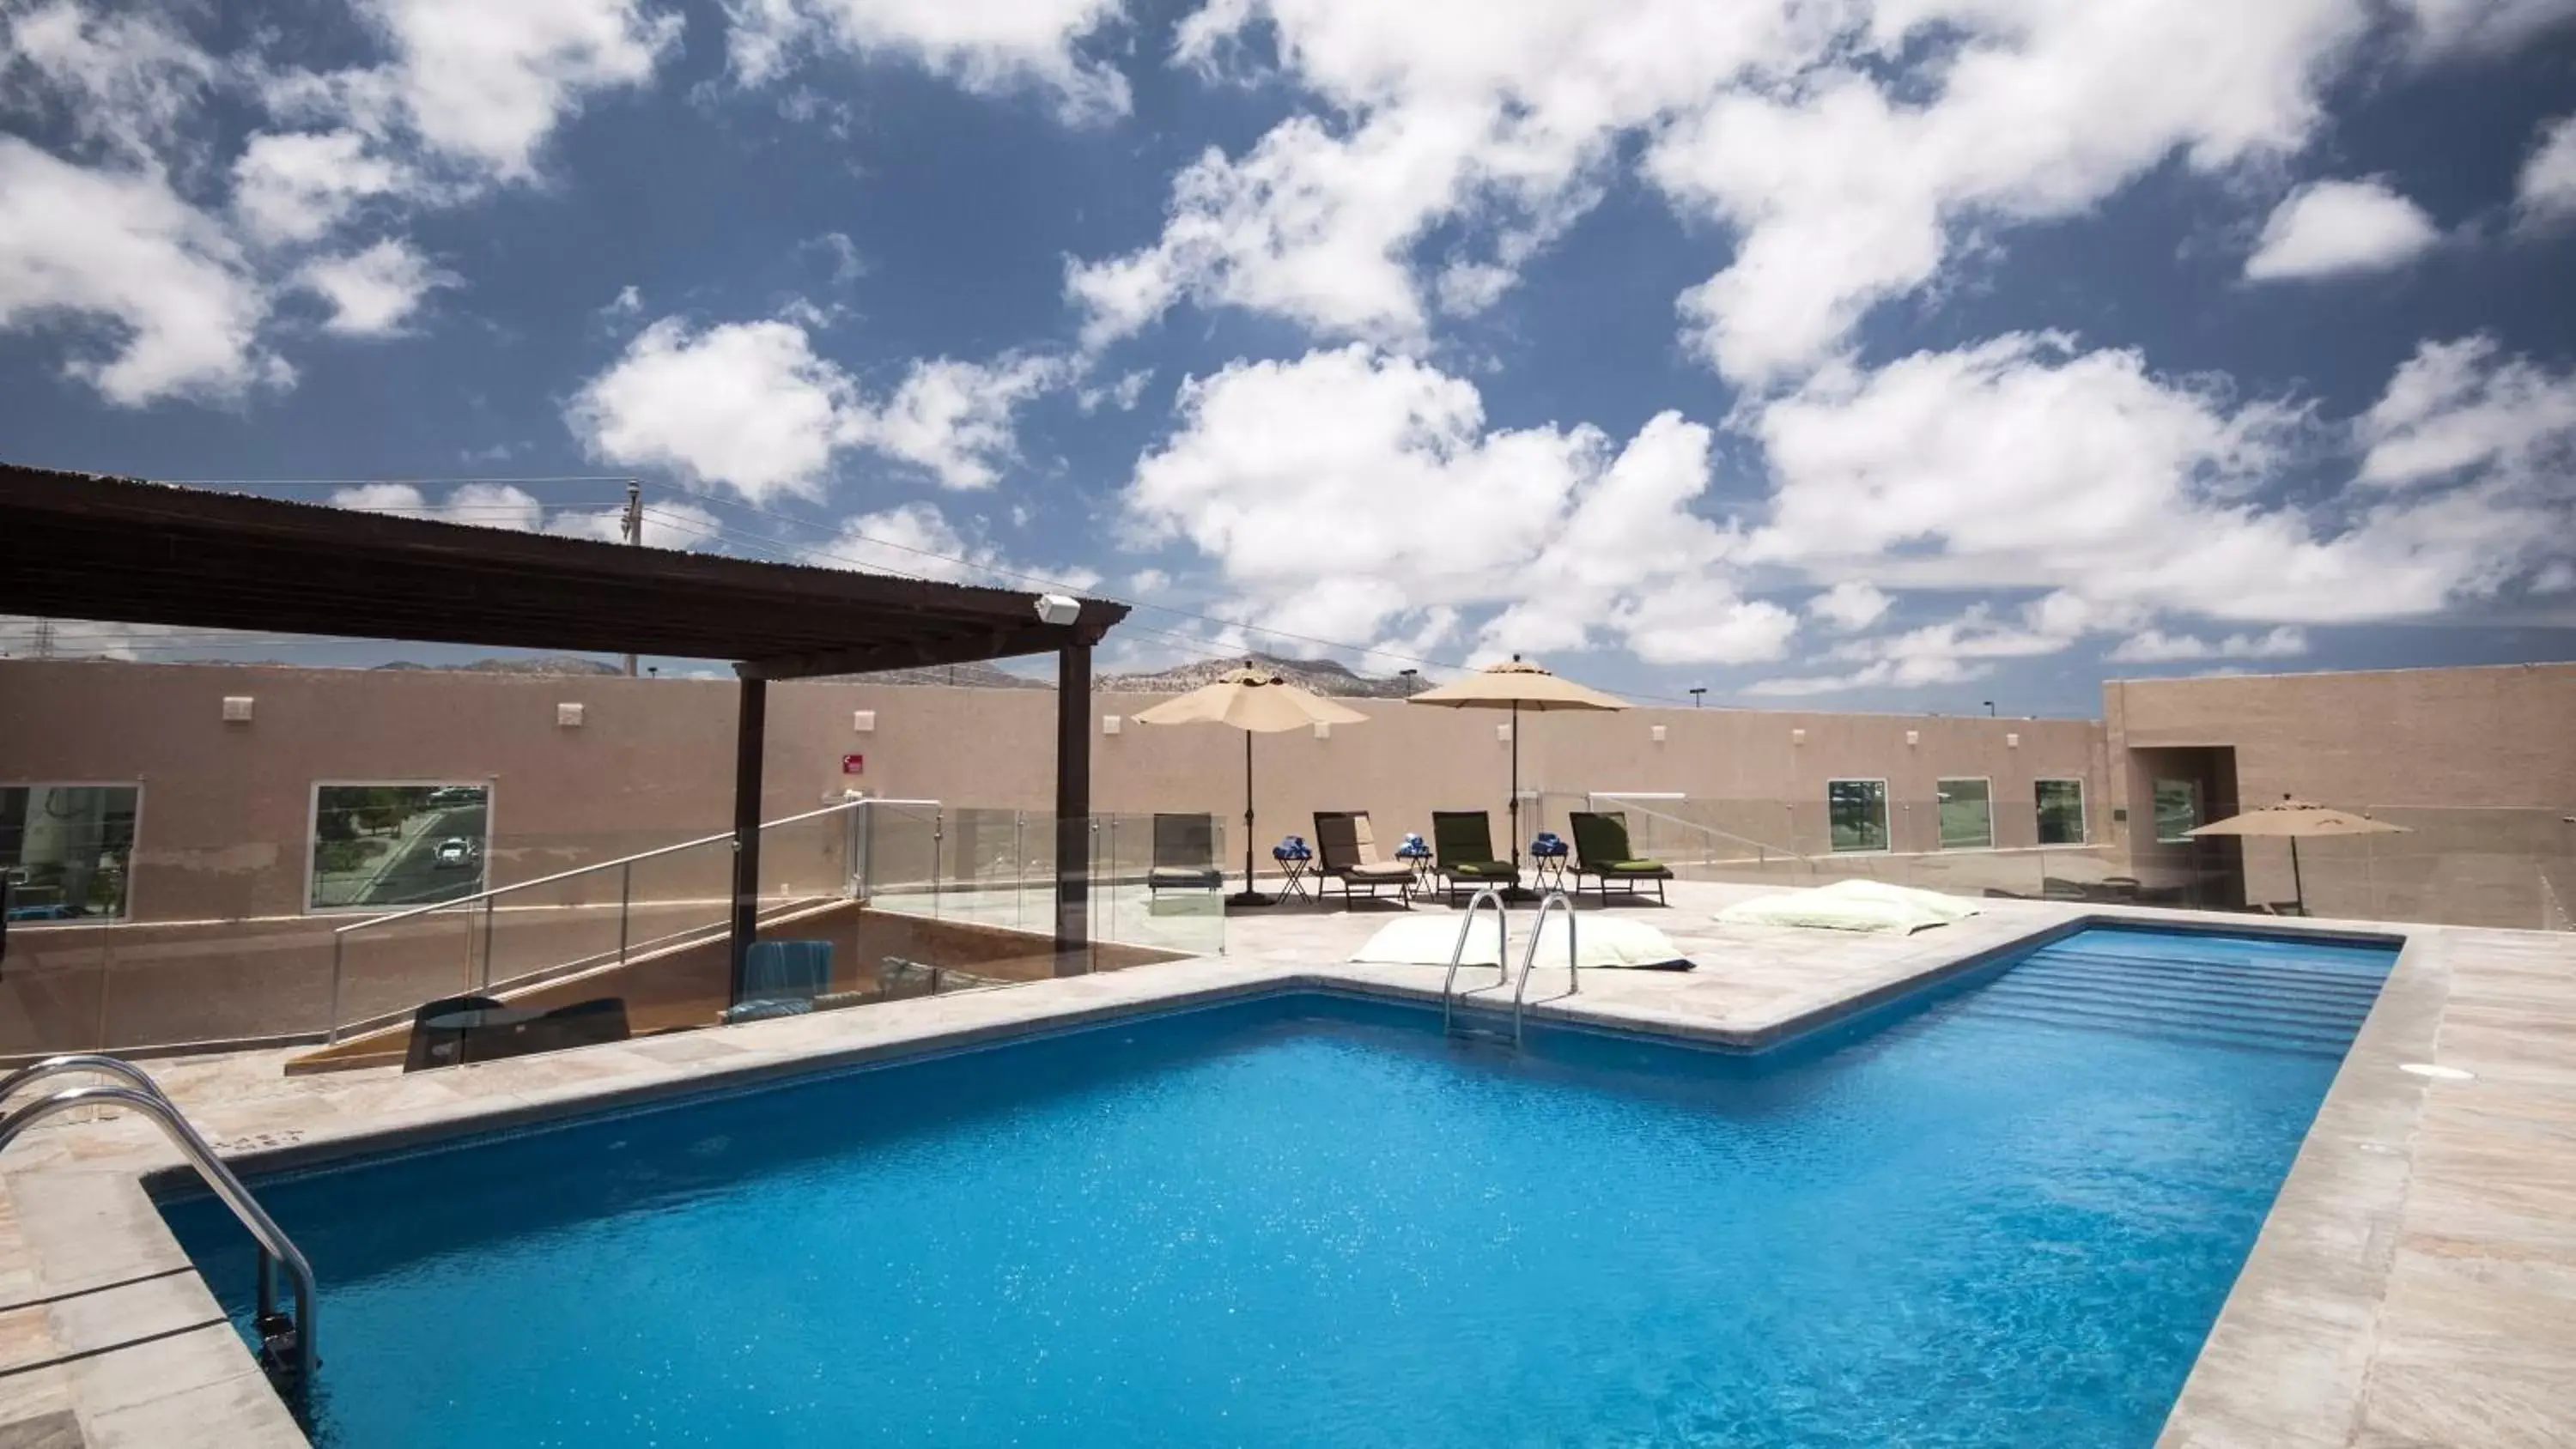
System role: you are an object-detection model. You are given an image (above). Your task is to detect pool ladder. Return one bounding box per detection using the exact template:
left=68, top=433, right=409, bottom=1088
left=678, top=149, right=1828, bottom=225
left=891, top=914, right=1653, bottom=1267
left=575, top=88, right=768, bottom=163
left=0, top=1055, right=318, bottom=1411
left=1438, top=888, right=1580, bottom=1049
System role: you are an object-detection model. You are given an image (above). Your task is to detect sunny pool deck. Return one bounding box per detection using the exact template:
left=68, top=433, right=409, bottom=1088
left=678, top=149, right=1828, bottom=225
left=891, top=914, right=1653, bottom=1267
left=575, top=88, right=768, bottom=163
left=0, top=882, right=2569, bottom=1447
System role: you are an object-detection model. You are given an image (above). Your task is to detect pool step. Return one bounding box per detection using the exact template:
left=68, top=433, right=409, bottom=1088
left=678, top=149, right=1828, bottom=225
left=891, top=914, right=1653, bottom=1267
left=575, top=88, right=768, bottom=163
left=1967, top=937, right=2390, bottom=1058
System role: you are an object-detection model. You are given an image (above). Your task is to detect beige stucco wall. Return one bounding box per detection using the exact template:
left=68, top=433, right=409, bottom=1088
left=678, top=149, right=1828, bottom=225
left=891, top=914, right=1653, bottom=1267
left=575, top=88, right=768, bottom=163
left=2104, top=662, right=2576, bottom=922
left=1, top=659, right=2105, bottom=923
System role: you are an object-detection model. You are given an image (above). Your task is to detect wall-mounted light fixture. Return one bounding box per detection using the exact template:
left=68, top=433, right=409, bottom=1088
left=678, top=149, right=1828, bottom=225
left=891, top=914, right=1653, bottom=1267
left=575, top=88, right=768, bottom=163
left=1790, top=727, right=1806, bottom=746
left=1905, top=729, right=1919, bottom=747
left=1496, top=723, right=1512, bottom=743
left=1651, top=724, right=1668, bottom=743
left=556, top=702, right=586, bottom=728
left=852, top=710, right=877, bottom=734
left=2006, top=732, right=2021, bottom=749
left=221, top=695, right=253, bottom=723
left=1036, top=594, right=1082, bottom=626
left=1313, top=721, right=1332, bottom=740
left=1102, top=715, right=1122, bottom=736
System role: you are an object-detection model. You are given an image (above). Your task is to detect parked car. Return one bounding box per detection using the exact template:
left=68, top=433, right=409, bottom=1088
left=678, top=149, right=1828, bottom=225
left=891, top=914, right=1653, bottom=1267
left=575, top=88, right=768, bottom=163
left=432, top=838, right=479, bottom=870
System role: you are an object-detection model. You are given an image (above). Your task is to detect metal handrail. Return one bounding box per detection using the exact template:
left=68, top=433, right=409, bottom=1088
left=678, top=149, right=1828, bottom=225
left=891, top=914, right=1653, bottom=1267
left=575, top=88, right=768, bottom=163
left=0, top=1058, right=318, bottom=1403
left=1584, top=792, right=1792, bottom=864
left=1439, top=888, right=1510, bottom=1037
left=1510, top=889, right=1578, bottom=1047
left=325, top=796, right=882, bottom=1041
left=331, top=797, right=873, bottom=937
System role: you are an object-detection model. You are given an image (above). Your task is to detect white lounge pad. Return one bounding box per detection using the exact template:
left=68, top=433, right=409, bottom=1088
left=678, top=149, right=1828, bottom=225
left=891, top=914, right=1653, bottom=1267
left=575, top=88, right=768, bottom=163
left=1350, top=912, right=1691, bottom=969
left=1713, top=877, right=1983, bottom=935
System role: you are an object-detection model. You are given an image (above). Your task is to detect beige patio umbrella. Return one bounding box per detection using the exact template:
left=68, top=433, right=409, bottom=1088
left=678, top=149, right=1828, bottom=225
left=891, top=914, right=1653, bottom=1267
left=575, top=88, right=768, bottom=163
left=2185, top=795, right=2409, bottom=915
left=1407, top=655, right=1627, bottom=900
left=1133, top=663, right=1368, bottom=906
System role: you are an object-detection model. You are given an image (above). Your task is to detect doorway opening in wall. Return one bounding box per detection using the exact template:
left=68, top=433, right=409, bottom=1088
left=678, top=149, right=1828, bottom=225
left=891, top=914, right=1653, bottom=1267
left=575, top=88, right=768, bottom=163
left=2131, top=746, right=2243, bottom=908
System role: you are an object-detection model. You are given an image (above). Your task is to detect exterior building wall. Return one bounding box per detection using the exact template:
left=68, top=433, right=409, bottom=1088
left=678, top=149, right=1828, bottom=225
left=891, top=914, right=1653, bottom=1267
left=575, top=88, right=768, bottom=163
left=2104, top=663, right=2576, bottom=924
left=1, top=659, right=2103, bottom=924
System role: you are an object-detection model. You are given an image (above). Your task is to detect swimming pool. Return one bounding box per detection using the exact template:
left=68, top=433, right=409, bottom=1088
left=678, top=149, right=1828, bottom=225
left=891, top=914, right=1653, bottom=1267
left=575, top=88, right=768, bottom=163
left=163, top=924, right=2397, bottom=1447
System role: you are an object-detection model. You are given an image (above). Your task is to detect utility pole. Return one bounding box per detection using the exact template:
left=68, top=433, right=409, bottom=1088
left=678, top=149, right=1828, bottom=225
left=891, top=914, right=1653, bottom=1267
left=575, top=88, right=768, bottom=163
left=620, top=479, right=642, bottom=678
left=31, top=619, right=55, bottom=660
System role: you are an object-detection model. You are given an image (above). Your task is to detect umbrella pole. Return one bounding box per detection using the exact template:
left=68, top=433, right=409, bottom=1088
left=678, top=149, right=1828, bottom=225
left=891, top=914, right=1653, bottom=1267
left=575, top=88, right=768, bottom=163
left=1506, top=700, right=1533, bottom=902
left=2290, top=837, right=2304, bottom=917
left=1231, top=730, right=1271, bottom=907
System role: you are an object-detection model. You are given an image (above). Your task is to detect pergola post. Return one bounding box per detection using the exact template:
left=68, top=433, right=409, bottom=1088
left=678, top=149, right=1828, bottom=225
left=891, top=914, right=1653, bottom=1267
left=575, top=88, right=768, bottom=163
left=1054, top=641, right=1092, bottom=973
left=728, top=675, right=767, bottom=1006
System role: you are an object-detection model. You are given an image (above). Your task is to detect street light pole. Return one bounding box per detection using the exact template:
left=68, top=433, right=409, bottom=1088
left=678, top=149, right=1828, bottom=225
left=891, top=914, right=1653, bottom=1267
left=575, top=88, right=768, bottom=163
left=1689, top=687, right=1706, bottom=708
left=620, top=479, right=643, bottom=678
left=1399, top=668, right=1419, bottom=697
left=1983, top=700, right=1996, bottom=717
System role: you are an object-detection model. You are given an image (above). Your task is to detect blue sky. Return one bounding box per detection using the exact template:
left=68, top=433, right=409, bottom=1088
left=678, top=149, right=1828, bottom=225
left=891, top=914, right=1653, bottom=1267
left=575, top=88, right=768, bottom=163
left=4, top=0, right=2576, bottom=715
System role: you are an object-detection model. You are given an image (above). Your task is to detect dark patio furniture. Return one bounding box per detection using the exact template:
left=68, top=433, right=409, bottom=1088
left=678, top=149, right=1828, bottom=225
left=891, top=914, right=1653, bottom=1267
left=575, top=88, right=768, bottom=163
left=1311, top=812, right=1415, bottom=908
left=1146, top=813, right=1225, bottom=895
left=1568, top=811, right=1673, bottom=906
left=1431, top=812, right=1518, bottom=905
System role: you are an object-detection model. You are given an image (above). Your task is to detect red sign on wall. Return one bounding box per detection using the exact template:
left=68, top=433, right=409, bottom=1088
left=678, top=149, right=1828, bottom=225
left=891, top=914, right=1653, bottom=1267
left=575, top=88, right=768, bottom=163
left=841, top=754, right=866, bottom=775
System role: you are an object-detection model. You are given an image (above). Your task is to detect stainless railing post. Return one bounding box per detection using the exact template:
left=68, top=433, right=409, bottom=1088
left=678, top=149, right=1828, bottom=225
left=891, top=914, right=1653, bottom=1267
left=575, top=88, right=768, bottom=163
left=325, top=933, right=345, bottom=1045
left=932, top=808, right=945, bottom=919
left=480, top=894, right=495, bottom=991
left=617, top=861, right=632, bottom=967
left=1510, top=889, right=1577, bottom=1048
left=1439, top=888, right=1510, bottom=1037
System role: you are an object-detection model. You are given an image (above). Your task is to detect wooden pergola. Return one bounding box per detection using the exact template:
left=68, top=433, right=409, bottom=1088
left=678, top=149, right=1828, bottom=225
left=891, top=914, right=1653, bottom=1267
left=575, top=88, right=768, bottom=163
left=0, top=462, right=1127, bottom=975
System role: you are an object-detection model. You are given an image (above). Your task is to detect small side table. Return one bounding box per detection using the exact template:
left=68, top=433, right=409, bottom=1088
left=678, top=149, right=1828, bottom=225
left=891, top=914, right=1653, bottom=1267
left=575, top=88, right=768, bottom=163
left=1272, top=852, right=1314, bottom=902
left=1528, top=849, right=1571, bottom=894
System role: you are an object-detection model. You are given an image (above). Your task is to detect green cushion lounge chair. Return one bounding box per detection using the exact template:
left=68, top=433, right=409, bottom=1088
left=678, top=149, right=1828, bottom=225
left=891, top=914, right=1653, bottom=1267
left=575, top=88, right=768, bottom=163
left=1568, top=810, right=1673, bottom=906
left=1431, top=811, right=1518, bottom=905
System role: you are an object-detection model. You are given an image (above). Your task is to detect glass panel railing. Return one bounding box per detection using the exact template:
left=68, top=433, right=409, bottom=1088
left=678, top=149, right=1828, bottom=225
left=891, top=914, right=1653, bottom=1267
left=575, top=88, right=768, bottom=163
left=1090, top=812, right=1226, bottom=961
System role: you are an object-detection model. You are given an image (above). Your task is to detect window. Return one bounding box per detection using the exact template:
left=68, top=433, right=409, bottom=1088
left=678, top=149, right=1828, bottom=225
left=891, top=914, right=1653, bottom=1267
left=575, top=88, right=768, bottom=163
left=310, top=783, right=490, bottom=912
left=2034, top=779, right=2087, bottom=846
left=2153, top=779, right=2202, bottom=845
left=1935, top=778, right=1994, bottom=850
left=1826, top=779, right=1890, bottom=852
left=1, top=785, right=140, bottom=920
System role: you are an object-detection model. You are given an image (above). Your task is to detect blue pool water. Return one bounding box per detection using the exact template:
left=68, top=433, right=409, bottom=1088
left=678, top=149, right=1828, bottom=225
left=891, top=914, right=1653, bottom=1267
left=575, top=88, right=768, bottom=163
left=164, top=925, right=2397, bottom=1447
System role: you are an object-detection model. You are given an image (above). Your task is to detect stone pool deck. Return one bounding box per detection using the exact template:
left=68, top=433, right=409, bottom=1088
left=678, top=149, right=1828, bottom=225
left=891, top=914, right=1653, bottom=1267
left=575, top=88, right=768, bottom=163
left=0, top=882, right=2569, bottom=1446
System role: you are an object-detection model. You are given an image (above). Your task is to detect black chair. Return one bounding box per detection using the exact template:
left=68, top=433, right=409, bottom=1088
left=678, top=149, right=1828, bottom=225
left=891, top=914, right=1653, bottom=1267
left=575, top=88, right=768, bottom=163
left=467, top=997, right=634, bottom=1064
left=402, top=994, right=506, bottom=1073
left=1146, top=813, right=1225, bottom=895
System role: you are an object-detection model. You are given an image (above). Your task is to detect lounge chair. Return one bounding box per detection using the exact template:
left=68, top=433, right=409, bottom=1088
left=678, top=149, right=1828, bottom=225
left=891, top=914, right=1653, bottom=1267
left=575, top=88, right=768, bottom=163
left=1311, top=811, right=1415, bottom=908
left=1430, top=811, right=1518, bottom=905
left=1146, top=812, right=1225, bottom=895
left=402, top=993, right=505, bottom=1072
left=1568, top=811, right=1673, bottom=906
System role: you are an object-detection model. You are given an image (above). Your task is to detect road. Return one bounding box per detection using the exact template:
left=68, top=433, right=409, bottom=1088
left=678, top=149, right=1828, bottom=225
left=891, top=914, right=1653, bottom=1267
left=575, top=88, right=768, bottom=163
left=346, top=804, right=488, bottom=909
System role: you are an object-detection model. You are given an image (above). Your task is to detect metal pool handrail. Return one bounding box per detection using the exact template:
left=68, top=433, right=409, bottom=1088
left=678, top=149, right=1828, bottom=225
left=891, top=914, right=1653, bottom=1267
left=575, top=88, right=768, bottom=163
left=1440, top=888, right=1510, bottom=1037
left=0, top=1057, right=319, bottom=1404
left=1510, top=889, right=1578, bottom=1047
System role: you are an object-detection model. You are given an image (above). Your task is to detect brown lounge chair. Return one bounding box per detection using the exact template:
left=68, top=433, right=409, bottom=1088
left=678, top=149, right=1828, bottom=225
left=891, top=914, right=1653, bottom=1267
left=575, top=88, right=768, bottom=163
left=1311, top=811, right=1415, bottom=907
left=1431, top=810, right=1518, bottom=905
left=1568, top=810, right=1673, bottom=906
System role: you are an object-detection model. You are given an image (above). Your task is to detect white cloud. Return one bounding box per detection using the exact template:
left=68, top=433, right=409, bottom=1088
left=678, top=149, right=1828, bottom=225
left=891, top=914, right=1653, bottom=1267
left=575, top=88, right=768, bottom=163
left=326, top=481, right=720, bottom=549
left=802, top=229, right=866, bottom=285
left=355, top=0, right=681, bottom=180
left=856, top=354, right=1066, bottom=489
left=2244, top=179, right=2440, bottom=282
left=1126, top=344, right=1785, bottom=665
left=2392, top=0, right=2576, bottom=57
left=1077, top=367, right=1152, bottom=413
left=567, top=312, right=1071, bottom=499
left=1652, top=1, right=2369, bottom=383
left=0, top=137, right=282, bottom=405
left=805, top=500, right=1102, bottom=591
left=2106, top=626, right=2308, bottom=663
left=2516, top=114, right=2576, bottom=228
left=599, top=283, right=644, bottom=318
left=568, top=316, right=860, bottom=501
left=1807, top=580, right=1891, bottom=632
left=298, top=238, right=453, bottom=336
left=0, top=1, right=223, bottom=167
left=726, top=0, right=1129, bottom=121
left=2357, top=334, right=2576, bottom=492
left=1746, top=610, right=2074, bottom=695
left=231, top=130, right=407, bottom=246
